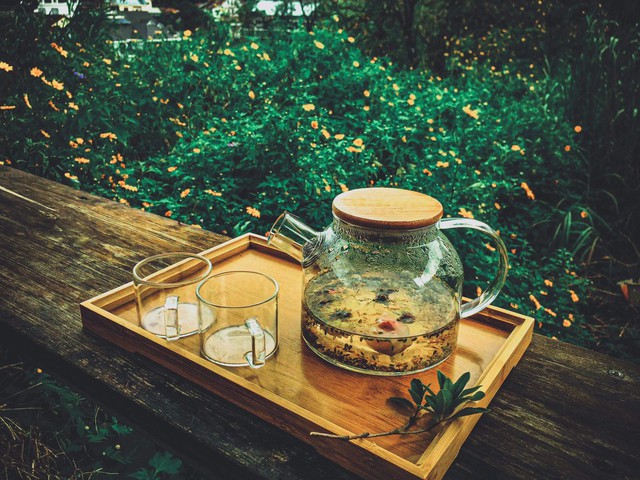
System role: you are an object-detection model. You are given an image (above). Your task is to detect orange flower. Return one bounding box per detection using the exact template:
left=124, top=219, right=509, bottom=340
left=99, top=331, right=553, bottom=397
left=246, top=206, right=261, bottom=218
left=204, top=189, right=222, bottom=197
left=40, top=130, right=50, bottom=138
left=50, top=42, right=68, bottom=58
left=30, top=67, right=43, bottom=77
left=0, top=61, right=13, bottom=72
left=462, top=104, right=479, bottom=119
left=580, top=210, right=588, bottom=218
left=180, top=188, right=191, bottom=198
left=48, top=100, right=59, bottom=112
left=340, top=184, right=348, bottom=192
left=353, top=138, right=364, bottom=147
left=100, top=132, right=117, bottom=140
left=529, top=294, right=542, bottom=310
left=314, top=40, right=324, bottom=49
left=574, top=125, right=582, bottom=133
left=458, top=208, right=474, bottom=219
left=511, top=145, right=521, bottom=151
left=564, top=145, right=571, bottom=152
left=248, top=90, right=255, bottom=99
left=563, top=319, right=572, bottom=327
left=167, top=166, right=177, bottom=172
left=165, top=211, right=172, bottom=217
left=64, top=172, right=78, bottom=181
left=0, top=105, right=15, bottom=110
left=521, top=182, right=535, bottom=200
left=544, top=279, right=554, bottom=287
left=436, top=161, right=449, bottom=168
left=334, top=133, right=345, bottom=140
left=569, top=290, right=579, bottom=302
left=363, top=90, right=370, bottom=97
left=51, top=80, right=64, bottom=91
left=485, top=243, right=496, bottom=252
left=544, top=308, right=557, bottom=317
left=321, top=129, right=331, bottom=139
left=310, top=120, right=319, bottom=129
left=193, top=148, right=201, bottom=153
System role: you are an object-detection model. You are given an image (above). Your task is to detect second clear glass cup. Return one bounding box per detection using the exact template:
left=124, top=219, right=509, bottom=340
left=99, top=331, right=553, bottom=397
left=197, top=271, right=279, bottom=368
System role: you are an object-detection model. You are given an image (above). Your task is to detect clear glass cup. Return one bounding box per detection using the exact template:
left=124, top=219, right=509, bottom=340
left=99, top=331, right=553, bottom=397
left=197, top=271, right=279, bottom=368
left=133, top=252, right=213, bottom=340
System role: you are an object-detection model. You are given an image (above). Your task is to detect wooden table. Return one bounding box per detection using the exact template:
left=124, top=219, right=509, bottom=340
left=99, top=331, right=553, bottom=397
left=1, top=166, right=639, bottom=480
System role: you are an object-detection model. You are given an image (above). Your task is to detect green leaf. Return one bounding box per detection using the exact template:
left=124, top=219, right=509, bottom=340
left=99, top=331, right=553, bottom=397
left=449, top=407, right=491, bottom=421
left=388, top=396, right=415, bottom=412
left=148, top=451, right=182, bottom=475
left=451, top=371, right=471, bottom=398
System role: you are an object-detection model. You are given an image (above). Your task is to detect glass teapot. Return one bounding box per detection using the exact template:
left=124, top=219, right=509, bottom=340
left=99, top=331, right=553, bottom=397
left=268, top=187, right=508, bottom=376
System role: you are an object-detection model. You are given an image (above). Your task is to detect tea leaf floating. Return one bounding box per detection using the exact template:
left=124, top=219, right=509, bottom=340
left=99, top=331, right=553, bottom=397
left=310, top=371, right=489, bottom=440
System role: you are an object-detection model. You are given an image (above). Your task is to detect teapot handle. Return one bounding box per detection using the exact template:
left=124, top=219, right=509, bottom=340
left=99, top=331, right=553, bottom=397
left=439, top=218, right=508, bottom=318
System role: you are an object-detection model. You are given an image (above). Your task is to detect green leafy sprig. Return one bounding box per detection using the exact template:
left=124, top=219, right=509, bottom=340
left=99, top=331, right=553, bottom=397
left=310, top=371, right=489, bottom=441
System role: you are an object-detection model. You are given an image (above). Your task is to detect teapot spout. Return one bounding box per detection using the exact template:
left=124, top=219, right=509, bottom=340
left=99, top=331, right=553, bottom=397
left=267, top=212, right=320, bottom=264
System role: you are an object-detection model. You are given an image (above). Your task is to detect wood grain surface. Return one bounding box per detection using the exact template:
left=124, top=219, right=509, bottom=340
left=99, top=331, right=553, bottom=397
left=1, top=166, right=639, bottom=480
left=332, top=187, right=443, bottom=229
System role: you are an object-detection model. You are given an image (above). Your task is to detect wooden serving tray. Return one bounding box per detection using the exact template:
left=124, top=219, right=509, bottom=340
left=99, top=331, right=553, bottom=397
left=80, top=233, right=534, bottom=480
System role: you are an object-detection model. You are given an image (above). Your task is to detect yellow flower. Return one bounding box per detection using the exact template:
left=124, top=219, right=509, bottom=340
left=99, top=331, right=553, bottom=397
left=23, top=94, right=31, bottom=109
left=0, top=61, right=13, bottom=72
left=0, top=105, right=16, bottom=110
left=180, top=188, right=191, bottom=198
left=569, top=290, right=579, bottom=302
left=352, top=61, right=360, bottom=68
left=462, top=104, right=479, bottom=119
left=544, top=279, right=554, bottom=287
left=75, top=157, right=90, bottom=164
left=250, top=42, right=259, bottom=50
left=193, top=148, right=201, bottom=153
left=521, top=182, right=535, bottom=200
left=40, top=130, right=50, bottom=138
left=436, top=161, right=449, bottom=168
left=248, top=90, right=255, bottom=99
left=100, top=132, right=117, bottom=140
left=30, top=67, right=43, bottom=77
left=246, top=206, right=261, bottom=218
left=204, top=189, right=222, bottom=197
left=511, top=145, right=521, bottom=151
left=529, top=294, right=542, bottom=310
left=334, top=133, right=345, bottom=140
left=50, top=42, right=68, bottom=57
left=363, top=90, right=370, bottom=97
left=458, top=208, right=474, bottom=219
left=302, top=103, right=315, bottom=111
left=314, top=40, right=324, bottom=49
left=51, top=79, right=64, bottom=91
left=321, top=129, right=331, bottom=139
left=167, top=166, right=177, bottom=172
left=190, top=54, right=199, bottom=62
left=340, top=184, right=348, bottom=192
left=183, top=30, right=192, bottom=37
left=103, top=58, right=112, bottom=65
left=347, top=37, right=355, bottom=43
left=353, top=138, right=364, bottom=147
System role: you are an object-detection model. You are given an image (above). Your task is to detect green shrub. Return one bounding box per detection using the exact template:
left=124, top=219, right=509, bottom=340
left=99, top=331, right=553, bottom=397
left=0, top=7, right=594, bottom=346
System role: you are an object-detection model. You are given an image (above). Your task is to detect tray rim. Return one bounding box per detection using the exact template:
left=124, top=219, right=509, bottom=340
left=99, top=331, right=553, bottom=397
left=80, top=233, right=534, bottom=480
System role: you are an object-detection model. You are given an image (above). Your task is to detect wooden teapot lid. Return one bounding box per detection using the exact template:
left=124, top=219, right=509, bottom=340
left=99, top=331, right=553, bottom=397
left=332, top=187, right=443, bottom=230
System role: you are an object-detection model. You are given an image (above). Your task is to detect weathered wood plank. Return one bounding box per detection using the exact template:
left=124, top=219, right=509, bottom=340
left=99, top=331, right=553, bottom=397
left=1, top=166, right=639, bottom=479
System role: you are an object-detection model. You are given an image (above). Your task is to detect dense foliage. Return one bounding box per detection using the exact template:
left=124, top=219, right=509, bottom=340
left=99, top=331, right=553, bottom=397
left=3, top=5, right=610, bottom=348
